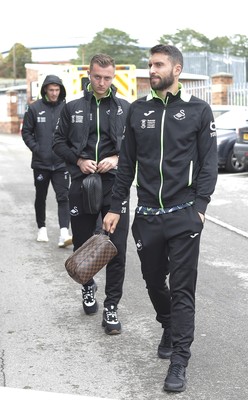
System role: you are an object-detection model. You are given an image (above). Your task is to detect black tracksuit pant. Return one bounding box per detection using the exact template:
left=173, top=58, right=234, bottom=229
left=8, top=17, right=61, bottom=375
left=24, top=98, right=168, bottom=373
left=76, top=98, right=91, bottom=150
left=69, top=176, right=130, bottom=308
left=33, top=169, right=70, bottom=229
left=131, top=205, right=203, bottom=367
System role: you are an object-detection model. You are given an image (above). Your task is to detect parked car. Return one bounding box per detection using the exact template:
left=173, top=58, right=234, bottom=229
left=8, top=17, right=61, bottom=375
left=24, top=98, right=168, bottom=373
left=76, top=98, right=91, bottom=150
left=233, top=123, right=248, bottom=171
left=211, top=104, right=233, bottom=119
left=214, top=107, right=248, bottom=173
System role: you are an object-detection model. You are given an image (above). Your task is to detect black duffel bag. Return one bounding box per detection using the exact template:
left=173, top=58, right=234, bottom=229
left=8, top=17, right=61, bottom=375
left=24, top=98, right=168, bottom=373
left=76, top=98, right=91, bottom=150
left=80, top=173, right=103, bottom=214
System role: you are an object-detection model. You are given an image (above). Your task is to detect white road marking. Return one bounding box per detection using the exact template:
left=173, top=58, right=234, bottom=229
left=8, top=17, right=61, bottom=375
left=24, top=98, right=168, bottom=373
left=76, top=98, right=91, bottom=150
left=206, top=215, right=248, bottom=239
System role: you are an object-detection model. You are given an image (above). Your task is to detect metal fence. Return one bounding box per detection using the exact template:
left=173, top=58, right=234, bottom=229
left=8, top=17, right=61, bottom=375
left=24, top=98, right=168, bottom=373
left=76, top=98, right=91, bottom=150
left=227, top=82, right=248, bottom=106
left=183, top=80, right=248, bottom=106
left=183, top=80, right=212, bottom=104
left=183, top=52, right=247, bottom=83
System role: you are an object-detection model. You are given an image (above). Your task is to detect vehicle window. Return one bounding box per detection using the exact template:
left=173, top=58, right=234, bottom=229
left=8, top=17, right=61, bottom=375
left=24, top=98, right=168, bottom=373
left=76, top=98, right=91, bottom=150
left=215, top=110, right=248, bottom=129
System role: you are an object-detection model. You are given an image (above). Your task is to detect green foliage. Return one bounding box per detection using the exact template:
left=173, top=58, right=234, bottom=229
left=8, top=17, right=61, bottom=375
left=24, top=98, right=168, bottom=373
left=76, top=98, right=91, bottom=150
left=71, top=28, right=248, bottom=68
left=159, top=29, right=248, bottom=57
left=72, top=28, right=148, bottom=68
left=209, top=36, right=232, bottom=54
left=2, top=28, right=248, bottom=79
left=230, top=34, right=248, bottom=57
left=160, top=29, right=210, bottom=52
left=0, top=43, right=32, bottom=78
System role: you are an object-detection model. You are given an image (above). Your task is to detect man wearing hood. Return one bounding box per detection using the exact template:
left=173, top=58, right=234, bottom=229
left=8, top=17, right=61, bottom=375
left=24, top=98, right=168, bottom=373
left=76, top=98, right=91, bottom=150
left=22, top=75, right=72, bottom=248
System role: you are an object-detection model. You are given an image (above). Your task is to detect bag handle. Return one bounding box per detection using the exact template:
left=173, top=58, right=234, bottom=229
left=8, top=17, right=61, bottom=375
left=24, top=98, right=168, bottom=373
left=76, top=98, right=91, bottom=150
left=95, top=227, right=111, bottom=237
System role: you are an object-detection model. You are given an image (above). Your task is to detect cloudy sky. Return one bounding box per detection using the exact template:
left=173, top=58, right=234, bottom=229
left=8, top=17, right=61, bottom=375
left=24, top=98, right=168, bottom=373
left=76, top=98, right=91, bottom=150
left=1, top=0, right=247, bottom=53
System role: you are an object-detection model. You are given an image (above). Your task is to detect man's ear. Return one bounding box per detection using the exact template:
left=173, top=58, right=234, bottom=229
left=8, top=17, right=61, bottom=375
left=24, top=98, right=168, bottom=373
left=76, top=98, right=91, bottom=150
left=174, top=64, right=182, bottom=77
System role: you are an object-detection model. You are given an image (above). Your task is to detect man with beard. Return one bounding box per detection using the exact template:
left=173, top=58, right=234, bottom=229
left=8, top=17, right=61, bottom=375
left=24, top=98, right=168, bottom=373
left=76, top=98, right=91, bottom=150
left=103, top=45, right=218, bottom=392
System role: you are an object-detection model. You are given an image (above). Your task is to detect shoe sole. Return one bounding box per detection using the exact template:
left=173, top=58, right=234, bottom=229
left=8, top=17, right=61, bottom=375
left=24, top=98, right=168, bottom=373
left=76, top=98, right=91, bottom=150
left=58, top=238, right=73, bottom=248
left=163, top=382, right=187, bottom=393
left=83, top=302, right=99, bottom=315
left=102, top=321, right=121, bottom=335
left=104, top=327, right=121, bottom=335
left=157, top=350, right=172, bottom=359
left=37, top=239, right=49, bottom=242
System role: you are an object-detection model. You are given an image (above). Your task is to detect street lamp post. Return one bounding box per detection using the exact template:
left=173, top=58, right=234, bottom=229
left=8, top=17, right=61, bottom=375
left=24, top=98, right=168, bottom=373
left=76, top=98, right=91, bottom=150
left=13, top=43, right=16, bottom=85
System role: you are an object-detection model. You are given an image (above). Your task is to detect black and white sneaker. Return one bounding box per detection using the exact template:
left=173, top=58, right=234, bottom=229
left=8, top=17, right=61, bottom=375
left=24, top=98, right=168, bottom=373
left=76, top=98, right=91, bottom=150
left=82, top=282, right=98, bottom=315
left=102, top=305, right=121, bottom=335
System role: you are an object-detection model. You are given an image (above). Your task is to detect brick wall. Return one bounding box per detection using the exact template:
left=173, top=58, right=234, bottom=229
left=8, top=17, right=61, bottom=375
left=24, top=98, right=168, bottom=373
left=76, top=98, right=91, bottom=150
left=211, top=73, right=233, bottom=105
left=0, top=90, right=20, bottom=134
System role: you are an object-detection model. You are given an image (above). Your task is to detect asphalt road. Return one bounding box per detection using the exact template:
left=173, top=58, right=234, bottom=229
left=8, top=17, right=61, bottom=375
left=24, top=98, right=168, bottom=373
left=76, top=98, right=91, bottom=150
left=0, top=133, right=248, bottom=400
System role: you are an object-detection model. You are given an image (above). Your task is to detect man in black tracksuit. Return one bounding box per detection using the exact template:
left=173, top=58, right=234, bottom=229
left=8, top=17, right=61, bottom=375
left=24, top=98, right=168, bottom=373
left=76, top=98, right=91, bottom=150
left=103, top=45, right=218, bottom=391
left=22, top=75, right=72, bottom=248
left=53, top=54, right=130, bottom=335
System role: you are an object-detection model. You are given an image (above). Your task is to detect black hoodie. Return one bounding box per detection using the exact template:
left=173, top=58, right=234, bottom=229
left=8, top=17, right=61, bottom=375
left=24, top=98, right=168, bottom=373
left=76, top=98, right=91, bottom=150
left=22, top=75, right=67, bottom=171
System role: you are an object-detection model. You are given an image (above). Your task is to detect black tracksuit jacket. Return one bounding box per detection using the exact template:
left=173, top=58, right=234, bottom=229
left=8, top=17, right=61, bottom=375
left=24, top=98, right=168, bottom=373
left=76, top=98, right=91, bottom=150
left=22, top=75, right=67, bottom=171
left=110, top=88, right=218, bottom=215
left=52, top=84, right=130, bottom=181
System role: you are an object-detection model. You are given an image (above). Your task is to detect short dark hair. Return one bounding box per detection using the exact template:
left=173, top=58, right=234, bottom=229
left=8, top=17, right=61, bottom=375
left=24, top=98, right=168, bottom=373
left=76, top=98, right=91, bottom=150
left=89, top=54, right=115, bottom=71
left=150, top=44, right=183, bottom=69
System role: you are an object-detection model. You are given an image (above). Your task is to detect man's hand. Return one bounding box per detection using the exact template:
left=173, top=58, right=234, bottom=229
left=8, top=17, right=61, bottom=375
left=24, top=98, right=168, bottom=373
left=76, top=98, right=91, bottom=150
left=77, top=158, right=97, bottom=174
left=103, top=212, right=120, bottom=234
left=97, top=155, right=118, bottom=173
left=198, top=212, right=205, bottom=223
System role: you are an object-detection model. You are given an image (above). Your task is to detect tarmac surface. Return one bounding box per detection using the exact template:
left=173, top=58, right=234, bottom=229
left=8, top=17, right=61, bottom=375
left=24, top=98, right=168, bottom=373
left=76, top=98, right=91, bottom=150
left=1, top=133, right=248, bottom=400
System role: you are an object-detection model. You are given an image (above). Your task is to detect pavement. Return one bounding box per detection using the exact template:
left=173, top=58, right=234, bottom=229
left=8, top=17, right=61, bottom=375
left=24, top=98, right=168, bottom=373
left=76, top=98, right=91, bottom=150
left=1, top=132, right=248, bottom=400
left=0, top=387, right=115, bottom=400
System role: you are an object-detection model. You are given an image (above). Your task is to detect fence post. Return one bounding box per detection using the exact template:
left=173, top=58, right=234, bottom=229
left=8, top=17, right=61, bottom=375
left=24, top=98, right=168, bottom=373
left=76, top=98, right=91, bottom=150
left=211, top=73, right=233, bottom=105
left=7, top=90, right=20, bottom=133
left=0, top=90, right=20, bottom=134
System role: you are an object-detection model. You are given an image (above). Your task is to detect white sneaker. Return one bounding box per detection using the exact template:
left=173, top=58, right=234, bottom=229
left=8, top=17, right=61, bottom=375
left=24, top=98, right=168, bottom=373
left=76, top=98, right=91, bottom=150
left=58, top=228, right=72, bottom=248
left=37, top=227, right=49, bottom=242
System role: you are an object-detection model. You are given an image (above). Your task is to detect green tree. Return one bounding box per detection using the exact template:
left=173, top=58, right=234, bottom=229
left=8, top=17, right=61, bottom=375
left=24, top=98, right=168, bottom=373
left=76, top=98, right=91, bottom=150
left=159, top=29, right=210, bottom=52
left=158, top=29, right=248, bottom=58
left=229, top=34, right=248, bottom=57
left=0, top=53, right=5, bottom=77
left=72, top=28, right=148, bottom=67
left=2, top=43, right=32, bottom=78
left=209, top=36, right=232, bottom=55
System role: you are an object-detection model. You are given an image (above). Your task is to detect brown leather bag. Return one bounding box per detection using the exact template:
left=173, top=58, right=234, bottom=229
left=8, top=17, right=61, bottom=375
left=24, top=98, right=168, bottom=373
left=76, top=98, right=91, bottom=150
left=65, top=232, right=117, bottom=285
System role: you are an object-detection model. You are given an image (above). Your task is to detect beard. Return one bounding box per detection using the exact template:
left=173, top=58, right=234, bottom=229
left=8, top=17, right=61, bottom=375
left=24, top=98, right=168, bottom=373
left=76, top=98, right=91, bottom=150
left=150, top=72, right=174, bottom=91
